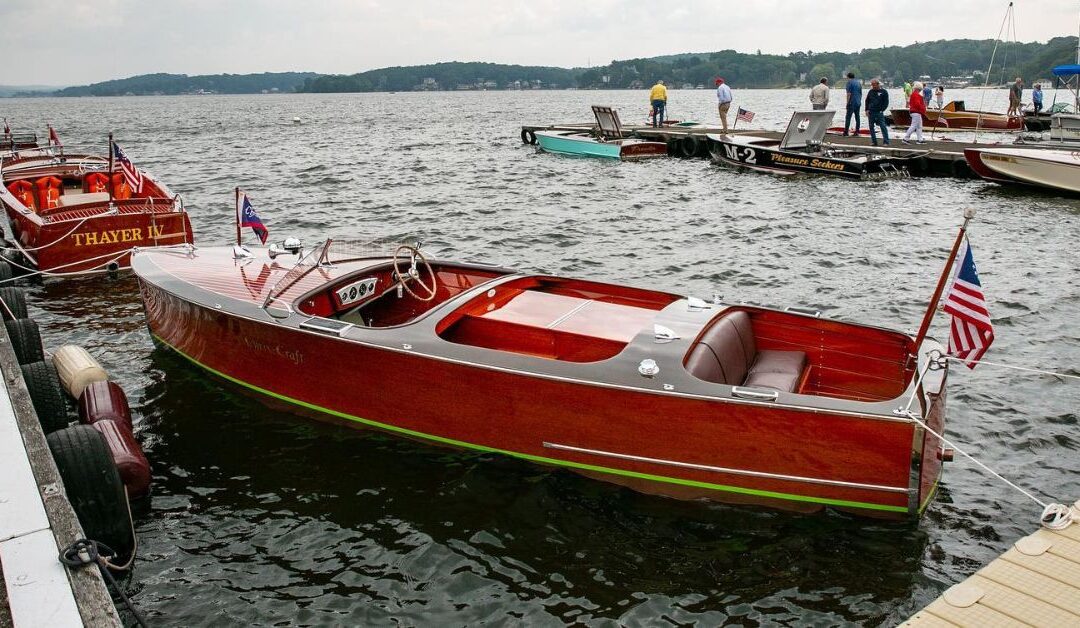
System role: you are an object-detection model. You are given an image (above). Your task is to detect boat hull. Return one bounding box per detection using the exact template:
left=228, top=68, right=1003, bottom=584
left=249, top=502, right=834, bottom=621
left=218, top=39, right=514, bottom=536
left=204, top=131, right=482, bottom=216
left=890, top=108, right=1022, bottom=131
left=0, top=154, right=194, bottom=273
left=134, top=256, right=946, bottom=519
left=963, top=147, right=1080, bottom=194
left=707, top=136, right=908, bottom=179
left=535, top=131, right=667, bottom=160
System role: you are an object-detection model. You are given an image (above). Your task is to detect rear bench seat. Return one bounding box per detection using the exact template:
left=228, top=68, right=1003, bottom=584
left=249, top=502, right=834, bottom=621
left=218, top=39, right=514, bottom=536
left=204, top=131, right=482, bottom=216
left=685, top=310, right=807, bottom=393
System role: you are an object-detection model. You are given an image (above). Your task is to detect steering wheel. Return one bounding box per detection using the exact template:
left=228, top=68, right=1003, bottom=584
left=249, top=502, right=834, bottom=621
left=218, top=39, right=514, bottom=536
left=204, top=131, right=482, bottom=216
left=392, top=244, right=438, bottom=301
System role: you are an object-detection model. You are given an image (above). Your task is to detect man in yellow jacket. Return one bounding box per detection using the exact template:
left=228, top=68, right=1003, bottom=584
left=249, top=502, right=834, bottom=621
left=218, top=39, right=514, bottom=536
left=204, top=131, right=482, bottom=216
left=649, top=80, right=667, bottom=127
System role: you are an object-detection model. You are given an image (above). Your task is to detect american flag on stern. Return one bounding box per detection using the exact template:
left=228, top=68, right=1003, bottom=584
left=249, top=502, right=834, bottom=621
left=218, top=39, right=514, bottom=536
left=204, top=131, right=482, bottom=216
left=112, top=142, right=145, bottom=193
left=942, top=238, right=993, bottom=368
left=48, top=125, right=61, bottom=146
left=736, top=107, right=755, bottom=123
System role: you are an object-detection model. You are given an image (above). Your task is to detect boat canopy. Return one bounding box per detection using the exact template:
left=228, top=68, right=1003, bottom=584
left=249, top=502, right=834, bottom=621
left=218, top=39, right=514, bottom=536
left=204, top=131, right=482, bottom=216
left=1052, top=64, right=1080, bottom=77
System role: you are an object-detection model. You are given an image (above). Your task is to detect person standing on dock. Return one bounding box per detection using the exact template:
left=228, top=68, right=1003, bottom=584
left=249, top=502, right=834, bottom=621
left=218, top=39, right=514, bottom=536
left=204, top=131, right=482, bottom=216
left=903, top=81, right=926, bottom=144
left=1032, top=83, right=1044, bottom=113
left=1008, top=77, right=1023, bottom=116
left=843, top=72, right=862, bottom=136
left=715, top=78, right=733, bottom=133
left=809, top=77, right=830, bottom=110
left=903, top=81, right=913, bottom=99
left=934, top=85, right=945, bottom=109
left=649, top=80, right=667, bottom=128
left=865, top=79, right=890, bottom=146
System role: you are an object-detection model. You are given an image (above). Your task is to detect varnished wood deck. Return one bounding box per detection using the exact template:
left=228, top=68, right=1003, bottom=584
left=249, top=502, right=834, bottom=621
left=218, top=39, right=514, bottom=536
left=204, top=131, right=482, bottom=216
left=903, top=502, right=1080, bottom=627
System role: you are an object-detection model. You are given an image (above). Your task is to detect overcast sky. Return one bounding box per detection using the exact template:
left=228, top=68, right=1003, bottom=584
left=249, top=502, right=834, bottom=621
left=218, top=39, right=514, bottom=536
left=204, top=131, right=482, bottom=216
left=2, top=0, right=1078, bottom=85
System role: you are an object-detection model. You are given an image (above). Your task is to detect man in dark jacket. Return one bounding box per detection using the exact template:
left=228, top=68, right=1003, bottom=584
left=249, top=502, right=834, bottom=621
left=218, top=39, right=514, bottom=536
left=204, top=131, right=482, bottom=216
left=864, top=78, right=890, bottom=146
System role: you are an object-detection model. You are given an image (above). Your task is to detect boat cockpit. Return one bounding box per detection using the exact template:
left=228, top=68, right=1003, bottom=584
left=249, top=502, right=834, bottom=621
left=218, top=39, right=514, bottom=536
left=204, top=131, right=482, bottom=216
left=3, top=161, right=166, bottom=214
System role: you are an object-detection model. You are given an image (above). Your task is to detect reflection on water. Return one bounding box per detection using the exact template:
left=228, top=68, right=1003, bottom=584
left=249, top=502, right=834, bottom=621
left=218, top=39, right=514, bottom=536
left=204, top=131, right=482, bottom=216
left=6, top=90, right=1078, bottom=624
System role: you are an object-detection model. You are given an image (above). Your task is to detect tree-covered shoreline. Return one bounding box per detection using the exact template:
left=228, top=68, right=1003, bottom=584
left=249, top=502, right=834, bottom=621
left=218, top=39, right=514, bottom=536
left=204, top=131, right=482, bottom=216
left=17, top=36, right=1077, bottom=97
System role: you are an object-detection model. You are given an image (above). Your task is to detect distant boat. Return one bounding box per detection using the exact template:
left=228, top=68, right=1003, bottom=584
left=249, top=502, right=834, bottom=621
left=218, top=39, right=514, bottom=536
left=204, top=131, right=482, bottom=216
left=964, top=147, right=1080, bottom=194
left=707, top=111, right=912, bottom=179
left=533, top=106, right=668, bottom=160
left=890, top=100, right=1022, bottom=132
left=0, top=133, right=194, bottom=273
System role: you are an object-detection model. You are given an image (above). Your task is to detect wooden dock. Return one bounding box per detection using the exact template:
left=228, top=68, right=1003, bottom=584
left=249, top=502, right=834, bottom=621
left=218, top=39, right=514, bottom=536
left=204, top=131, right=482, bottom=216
left=903, top=502, right=1080, bottom=627
left=0, top=322, right=119, bottom=626
left=520, top=122, right=1042, bottom=179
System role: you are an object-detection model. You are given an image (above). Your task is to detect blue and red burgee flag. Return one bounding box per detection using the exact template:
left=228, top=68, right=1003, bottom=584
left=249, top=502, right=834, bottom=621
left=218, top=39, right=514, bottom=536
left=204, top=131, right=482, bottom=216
left=111, top=142, right=145, bottom=194
left=238, top=192, right=269, bottom=244
left=942, top=238, right=994, bottom=368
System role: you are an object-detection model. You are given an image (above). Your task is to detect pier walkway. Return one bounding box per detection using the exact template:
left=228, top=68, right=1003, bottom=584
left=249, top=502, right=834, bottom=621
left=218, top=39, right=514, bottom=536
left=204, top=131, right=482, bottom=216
left=0, top=325, right=119, bottom=627
left=903, top=503, right=1080, bottom=627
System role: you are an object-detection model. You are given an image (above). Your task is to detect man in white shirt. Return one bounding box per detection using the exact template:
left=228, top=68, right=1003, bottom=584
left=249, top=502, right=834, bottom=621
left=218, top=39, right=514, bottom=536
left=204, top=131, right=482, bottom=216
left=715, top=78, right=733, bottom=133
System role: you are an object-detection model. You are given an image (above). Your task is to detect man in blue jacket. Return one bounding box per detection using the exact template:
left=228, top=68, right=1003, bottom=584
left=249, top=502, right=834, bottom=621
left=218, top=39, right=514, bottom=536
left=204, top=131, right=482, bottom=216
left=864, top=78, right=890, bottom=146
left=844, top=72, right=862, bottom=136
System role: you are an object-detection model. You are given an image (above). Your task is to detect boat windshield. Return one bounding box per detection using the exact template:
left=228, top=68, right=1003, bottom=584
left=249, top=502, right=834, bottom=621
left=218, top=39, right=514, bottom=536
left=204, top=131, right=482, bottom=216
left=261, top=236, right=410, bottom=310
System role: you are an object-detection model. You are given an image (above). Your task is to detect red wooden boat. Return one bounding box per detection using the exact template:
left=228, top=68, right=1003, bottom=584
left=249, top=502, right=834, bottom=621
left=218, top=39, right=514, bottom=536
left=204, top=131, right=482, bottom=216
left=132, top=239, right=950, bottom=519
left=890, top=100, right=1023, bottom=132
left=0, top=142, right=193, bottom=273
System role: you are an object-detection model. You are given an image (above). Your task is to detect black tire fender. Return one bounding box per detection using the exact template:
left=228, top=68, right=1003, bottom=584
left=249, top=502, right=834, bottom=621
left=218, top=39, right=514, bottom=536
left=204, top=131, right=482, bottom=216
left=0, top=286, right=27, bottom=320
left=5, top=318, right=44, bottom=364
left=521, top=129, right=537, bottom=145
left=47, top=425, right=135, bottom=558
left=679, top=135, right=699, bottom=158
left=0, top=260, right=12, bottom=281
left=21, top=360, right=69, bottom=433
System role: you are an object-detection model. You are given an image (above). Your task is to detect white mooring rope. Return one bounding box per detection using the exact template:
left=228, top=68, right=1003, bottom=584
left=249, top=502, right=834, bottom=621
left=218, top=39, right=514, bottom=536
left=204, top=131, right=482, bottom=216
left=944, top=355, right=1080, bottom=382
left=906, top=411, right=1074, bottom=530
left=0, top=248, right=130, bottom=284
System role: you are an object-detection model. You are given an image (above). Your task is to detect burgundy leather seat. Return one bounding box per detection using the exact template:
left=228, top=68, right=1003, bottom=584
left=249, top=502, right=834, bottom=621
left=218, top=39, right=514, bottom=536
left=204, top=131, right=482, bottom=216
left=685, top=311, right=807, bottom=393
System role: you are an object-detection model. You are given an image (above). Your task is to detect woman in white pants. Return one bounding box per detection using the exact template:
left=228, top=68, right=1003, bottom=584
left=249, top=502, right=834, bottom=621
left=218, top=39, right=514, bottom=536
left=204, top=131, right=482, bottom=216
left=903, top=81, right=926, bottom=144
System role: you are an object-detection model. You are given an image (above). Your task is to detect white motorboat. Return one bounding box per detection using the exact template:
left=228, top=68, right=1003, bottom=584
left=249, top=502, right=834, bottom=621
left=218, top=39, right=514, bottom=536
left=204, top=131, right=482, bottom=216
left=963, top=147, right=1080, bottom=194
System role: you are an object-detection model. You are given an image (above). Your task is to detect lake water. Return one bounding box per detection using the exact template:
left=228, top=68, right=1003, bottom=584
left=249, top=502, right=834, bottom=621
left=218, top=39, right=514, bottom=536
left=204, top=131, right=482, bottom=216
left=3, top=89, right=1079, bottom=626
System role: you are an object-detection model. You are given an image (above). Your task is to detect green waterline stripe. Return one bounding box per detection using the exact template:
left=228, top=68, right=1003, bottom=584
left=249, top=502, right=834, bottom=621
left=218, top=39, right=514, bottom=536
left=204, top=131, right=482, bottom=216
left=154, top=333, right=909, bottom=514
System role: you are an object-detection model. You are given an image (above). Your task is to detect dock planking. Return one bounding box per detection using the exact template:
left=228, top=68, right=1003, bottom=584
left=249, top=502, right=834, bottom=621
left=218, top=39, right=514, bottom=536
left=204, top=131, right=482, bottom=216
left=902, top=503, right=1080, bottom=627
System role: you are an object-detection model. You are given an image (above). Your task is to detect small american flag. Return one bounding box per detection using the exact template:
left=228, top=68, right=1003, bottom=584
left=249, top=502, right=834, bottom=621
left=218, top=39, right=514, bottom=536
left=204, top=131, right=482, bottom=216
left=942, top=238, right=993, bottom=368
left=736, top=107, right=756, bottom=123
left=3, top=119, right=9, bottom=135
left=48, top=125, right=61, bottom=147
left=111, top=141, right=145, bottom=194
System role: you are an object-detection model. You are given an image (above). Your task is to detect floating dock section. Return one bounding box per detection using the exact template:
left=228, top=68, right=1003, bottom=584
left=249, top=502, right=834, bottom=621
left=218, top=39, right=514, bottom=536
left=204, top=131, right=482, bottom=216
left=903, top=504, right=1080, bottom=627
left=0, top=324, right=119, bottom=627
left=521, top=121, right=1055, bottom=179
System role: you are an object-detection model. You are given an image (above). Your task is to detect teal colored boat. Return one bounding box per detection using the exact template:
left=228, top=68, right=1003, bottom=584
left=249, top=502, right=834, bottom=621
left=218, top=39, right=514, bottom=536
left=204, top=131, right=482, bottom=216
left=533, top=106, right=668, bottom=160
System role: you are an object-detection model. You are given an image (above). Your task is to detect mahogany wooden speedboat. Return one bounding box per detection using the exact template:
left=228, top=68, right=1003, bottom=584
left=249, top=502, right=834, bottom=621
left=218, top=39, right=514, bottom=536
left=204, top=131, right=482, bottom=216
left=132, top=238, right=950, bottom=519
left=0, top=143, right=193, bottom=273
left=890, top=100, right=1023, bottom=132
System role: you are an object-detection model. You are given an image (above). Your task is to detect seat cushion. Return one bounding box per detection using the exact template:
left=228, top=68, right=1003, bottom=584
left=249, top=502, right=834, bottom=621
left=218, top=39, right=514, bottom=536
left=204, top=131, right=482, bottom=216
left=725, top=310, right=757, bottom=363
left=751, top=350, right=808, bottom=375
left=745, top=349, right=808, bottom=392
left=698, top=319, right=748, bottom=385
left=686, top=343, right=725, bottom=384
left=743, top=370, right=803, bottom=393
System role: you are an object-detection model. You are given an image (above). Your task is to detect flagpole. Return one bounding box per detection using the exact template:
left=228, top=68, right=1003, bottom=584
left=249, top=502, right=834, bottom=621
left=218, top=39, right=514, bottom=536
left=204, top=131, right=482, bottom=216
left=107, top=133, right=114, bottom=205
left=912, top=207, right=976, bottom=351
left=234, top=187, right=242, bottom=246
